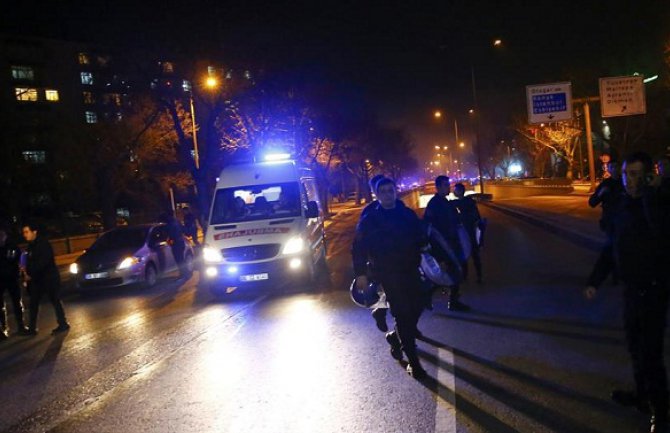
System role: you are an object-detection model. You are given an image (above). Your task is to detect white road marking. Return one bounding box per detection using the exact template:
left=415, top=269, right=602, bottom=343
left=435, top=347, right=457, bottom=432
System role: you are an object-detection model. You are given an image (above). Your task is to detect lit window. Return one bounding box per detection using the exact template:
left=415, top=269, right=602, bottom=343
left=22, top=151, right=46, bottom=164
left=207, top=66, right=216, bottom=75
left=104, top=93, right=122, bottom=106
left=162, top=62, right=174, bottom=73
left=182, top=80, right=191, bottom=92
left=85, top=111, right=98, bottom=123
left=115, top=112, right=123, bottom=122
left=244, top=70, right=251, bottom=80
left=45, top=90, right=59, bottom=101
left=82, top=91, right=94, bottom=104
left=12, top=66, right=34, bottom=80
left=15, top=87, right=38, bottom=101
left=78, top=53, right=90, bottom=65
left=80, top=72, right=94, bottom=85
left=225, top=71, right=232, bottom=80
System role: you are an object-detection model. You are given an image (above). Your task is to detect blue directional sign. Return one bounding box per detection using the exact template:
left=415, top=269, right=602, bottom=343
left=526, top=82, right=573, bottom=124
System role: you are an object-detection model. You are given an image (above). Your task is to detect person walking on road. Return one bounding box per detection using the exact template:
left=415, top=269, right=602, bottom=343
left=360, top=174, right=390, bottom=333
left=352, top=178, right=428, bottom=379
left=22, top=222, right=70, bottom=335
left=0, top=227, right=29, bottom=339
left=585, top=160, right=624, bottom=292
left=585, top=152, right=670, bottom=433
left=424, top=176, right=469, bottom=311
left=181, top=207, right=200, bottom=248
left=453, top=183, right=483, bottom=284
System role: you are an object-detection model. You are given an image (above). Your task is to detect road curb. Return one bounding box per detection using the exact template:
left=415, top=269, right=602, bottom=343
left=481, top=201, right=602, bottom=252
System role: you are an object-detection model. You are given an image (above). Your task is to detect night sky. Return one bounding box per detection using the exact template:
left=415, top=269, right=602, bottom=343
left=3, top=0, right=668, bottom=158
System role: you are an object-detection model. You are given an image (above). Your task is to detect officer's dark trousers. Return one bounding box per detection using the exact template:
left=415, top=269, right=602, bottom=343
left=28, top=280, right=67, bottom=329
left=1, top=278, right=25, bottom=329
left=382, top=271, right=424, bottom=363
left=623, top=281, right=669, bottom=417
left=462, top=231, right=481, bottom=281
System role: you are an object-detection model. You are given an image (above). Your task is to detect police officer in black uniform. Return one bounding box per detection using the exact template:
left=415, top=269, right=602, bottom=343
left=22, top=222, right=70, bottom=335
left=585, top=152, right=670, bottom=433
left=360, top=174, right=390, bottom=333
left=585, top=160, right=623, bottom=291
left=424, top=175, right=469, bottom=311
left=0, top=227, right=29, bottom=339
left=352, top=177, right=428, bottom=379
left=453, top=182, right=483, bottom=283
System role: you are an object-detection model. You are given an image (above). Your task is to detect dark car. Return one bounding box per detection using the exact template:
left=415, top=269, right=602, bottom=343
left=69, top=223, right=194, bottom=289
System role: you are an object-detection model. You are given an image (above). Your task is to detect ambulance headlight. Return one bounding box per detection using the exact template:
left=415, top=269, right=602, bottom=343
left=203, top=246, right=224, bottom=263
left=282, top=236, right=304, bottom=255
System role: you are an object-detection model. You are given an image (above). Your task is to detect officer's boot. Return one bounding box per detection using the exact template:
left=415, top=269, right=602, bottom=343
left=13, top=299, right=29, bottom=335
left=0, top=303, right=8, bottom=340
left=448, top=286, right=470, bottom=312
left=405, top=351, right=427, bottom=380
left=385, top=331, right=403, bottom=361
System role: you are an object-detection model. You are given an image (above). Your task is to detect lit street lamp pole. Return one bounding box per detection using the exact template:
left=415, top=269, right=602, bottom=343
left=471, top=66, right=485, bottom=194
left=189, top=95, right=201, bottom=170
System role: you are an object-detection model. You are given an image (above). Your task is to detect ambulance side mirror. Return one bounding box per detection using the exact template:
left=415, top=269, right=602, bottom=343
left=305, top=201, right=319, bottom=219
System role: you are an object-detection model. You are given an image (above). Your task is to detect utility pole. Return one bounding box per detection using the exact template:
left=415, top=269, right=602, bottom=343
left=573, top=96, right=599, bottom=192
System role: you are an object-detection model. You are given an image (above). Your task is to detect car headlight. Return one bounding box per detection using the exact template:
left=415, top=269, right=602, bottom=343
left=282, top=236, right=304, bottom=255
left=203, top=246, right=224, bottom=263
left=117, top=257, right=140, bottom=270
left=69, top=263, right=79, bottom=274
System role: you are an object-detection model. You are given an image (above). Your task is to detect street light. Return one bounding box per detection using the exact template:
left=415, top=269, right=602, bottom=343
left=190, top=73, right=221, bottom=170
left=469, top=38, right=504, bottom=194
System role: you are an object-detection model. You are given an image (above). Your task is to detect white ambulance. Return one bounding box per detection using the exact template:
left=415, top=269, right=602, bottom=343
left=201, top=155, right=326, bottom=291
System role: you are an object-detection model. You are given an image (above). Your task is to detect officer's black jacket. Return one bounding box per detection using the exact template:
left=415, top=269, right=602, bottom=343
left=352, top=202, right=426, bottom=278
left=26, top=235, right=59, bottom=285
left=424, top=194, right=460, bottom=240
left=454, top=196, right=481, bottom=234
left=589, top=177, right=624, bottom=233
left=613, top=186, right=670, bottom=286
left=0, top=240, right=20, bottom=280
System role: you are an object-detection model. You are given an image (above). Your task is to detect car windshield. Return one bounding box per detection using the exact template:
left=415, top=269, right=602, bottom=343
left=90, top=227, right=149, bottom=251
left=210, top=182, right=302, bottom=224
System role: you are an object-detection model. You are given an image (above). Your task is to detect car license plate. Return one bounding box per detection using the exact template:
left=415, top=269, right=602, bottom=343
left=240, top=273, right=269, bottom=282
left=85, top=272, right=109, bottom=280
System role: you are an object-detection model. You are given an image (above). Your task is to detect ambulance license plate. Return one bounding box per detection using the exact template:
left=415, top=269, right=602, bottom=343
left=240, top=273, right=269, bottom=282
left=85, top=272, right=109, bottom=280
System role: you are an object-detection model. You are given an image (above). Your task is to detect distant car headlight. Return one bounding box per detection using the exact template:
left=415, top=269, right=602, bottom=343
left=203, top=246, right=224, bottom=263
left=117, top=257, right=140, bottom=270
left=282, top=236, right=304, bottom=255
left=69, top=263, right=79, bottom=274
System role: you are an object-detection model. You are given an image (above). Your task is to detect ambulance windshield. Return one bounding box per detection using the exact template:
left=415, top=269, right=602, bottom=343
left=210, top=182, right=302, bottom=224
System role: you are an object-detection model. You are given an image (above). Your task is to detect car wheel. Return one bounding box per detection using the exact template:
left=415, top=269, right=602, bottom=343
left=144, top=263, right=157, bottom=288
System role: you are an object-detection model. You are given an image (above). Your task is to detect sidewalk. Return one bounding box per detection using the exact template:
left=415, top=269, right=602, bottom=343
left=481, top=193, right=605, bottom=251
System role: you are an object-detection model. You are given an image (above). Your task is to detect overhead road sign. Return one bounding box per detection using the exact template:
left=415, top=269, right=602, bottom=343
left=526, top=82, right=573, bottom=124
left=599, top=75, right=646, bottom=118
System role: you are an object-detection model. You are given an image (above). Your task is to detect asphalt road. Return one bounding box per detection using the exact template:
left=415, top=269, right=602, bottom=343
left=0, top=204, right=660, bottom=432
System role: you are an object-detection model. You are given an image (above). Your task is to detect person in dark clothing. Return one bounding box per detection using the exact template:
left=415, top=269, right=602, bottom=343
left=453, top=183, right=483, bottom=284
left=352, top=178, right=428, bottom=379
left=361, top=174, right=390, bottom=333
left=585, top=161, right=624, bottom=292
left=161, top=213, right=188, bottom=278
left=424, top=176, right=469, bottom=311
left=0, top=228, right=29, bottom=339
left=21, top=223, right=69, bottom=335
left=585, top=152, right=670, bottom=433
left=181, top=207, right=199, bottom=247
